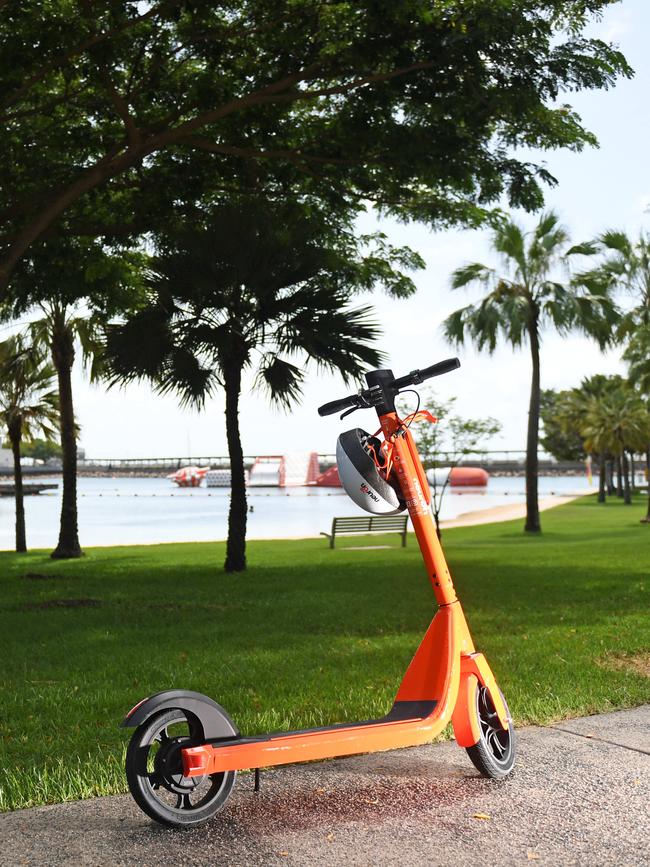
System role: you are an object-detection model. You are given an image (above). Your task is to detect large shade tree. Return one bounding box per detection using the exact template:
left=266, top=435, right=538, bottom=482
left=0, top=1, right=632, bottom=291
left=3, top=237, right=144, bottom=558
left=0, top=334, right=59, bottom=552
left=444, top=211, right=619, bottom=533
left=105, top=199, right=423, bottom=572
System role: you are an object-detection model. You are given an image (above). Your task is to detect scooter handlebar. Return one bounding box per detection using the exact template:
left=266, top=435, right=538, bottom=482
left=317, top=358, right=460, bottom=417
left=317, top=394, right=362, bottom=417
left=395, top=356, right=461, bottom=388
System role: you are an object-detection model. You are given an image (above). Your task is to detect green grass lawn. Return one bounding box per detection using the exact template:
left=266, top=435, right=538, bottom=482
left=1, top=494, right=649, bottom=811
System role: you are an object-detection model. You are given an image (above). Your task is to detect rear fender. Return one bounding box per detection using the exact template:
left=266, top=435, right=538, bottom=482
left=121, top=690, right=239, bottom=741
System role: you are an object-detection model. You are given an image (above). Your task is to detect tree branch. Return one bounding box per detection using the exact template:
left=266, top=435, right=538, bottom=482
left=184, top=137, right=355, bottom=166
left=97, top=69, right=141, bottom=147
left=0, top=58, right=435, bottom=291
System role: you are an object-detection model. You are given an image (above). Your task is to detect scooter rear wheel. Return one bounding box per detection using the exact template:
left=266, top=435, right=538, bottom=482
left=465, top=684, right=516, bottom=779
left=126, top=708, right=236, bottom=827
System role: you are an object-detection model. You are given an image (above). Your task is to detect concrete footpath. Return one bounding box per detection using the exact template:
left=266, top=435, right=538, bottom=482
left=1, top=705, right=648, bottom=867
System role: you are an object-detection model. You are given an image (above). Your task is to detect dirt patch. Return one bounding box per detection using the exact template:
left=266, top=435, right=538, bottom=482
left=23, top=572, right=69, bottom=581
left=601, top=652, right=650, bottom=677
left=20, top=598, right=102, bottom=611
left=145, top=601, right=240, bottom=612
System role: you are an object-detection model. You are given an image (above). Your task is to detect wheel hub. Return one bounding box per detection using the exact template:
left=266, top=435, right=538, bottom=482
left=154, top=737, right=200, bottom=793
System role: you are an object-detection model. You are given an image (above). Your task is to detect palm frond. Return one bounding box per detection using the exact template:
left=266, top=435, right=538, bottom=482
left=450, top=262, right=493, bottom=290
left=274, top=294, right=384, bottom=384
left=255, top=356, right=305, bottom=410
left=566, top=242, right=599, bottom=257
left=493, top=221, right=526, bottom=275
left=0, top=334, right=59, bottom=441
left=598, top=230, right=633, bottom=256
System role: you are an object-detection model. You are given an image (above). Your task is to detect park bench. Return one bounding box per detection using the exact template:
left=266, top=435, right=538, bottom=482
left=320, top=515, right=408, bottom=549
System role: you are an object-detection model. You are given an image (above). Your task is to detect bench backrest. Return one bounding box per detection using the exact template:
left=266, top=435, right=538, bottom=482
left=332, top=515, right=408, bottom=532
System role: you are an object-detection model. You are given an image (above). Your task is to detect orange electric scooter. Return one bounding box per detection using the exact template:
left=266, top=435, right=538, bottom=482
left=121, top=358, right=515, bottom=828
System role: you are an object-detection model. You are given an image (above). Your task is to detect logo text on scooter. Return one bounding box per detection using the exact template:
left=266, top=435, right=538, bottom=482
left=360, top=482, right=380, bottom=502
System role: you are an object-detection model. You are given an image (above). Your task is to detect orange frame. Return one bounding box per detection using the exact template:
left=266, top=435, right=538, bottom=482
left=181, top=410, right=508, bottom=778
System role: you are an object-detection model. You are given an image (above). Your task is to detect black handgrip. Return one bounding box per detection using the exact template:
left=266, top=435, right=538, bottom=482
left=393, top=357, right=460, bottom=389
left=418, top=357, right=461, bottom=381
left=317, top=394, right=360, bottom=417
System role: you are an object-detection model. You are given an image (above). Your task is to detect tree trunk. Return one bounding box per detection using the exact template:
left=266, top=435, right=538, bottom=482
left=629, top=451, right=636, bottom=491
left=615, top=455, right=623, bottom=498
left=9, top=420, right=26, bottom=552
left=597, top=452, right=606, bottom=504
left=51, top=327, right=82, bottom=559
left=223, top=361, right=247, bottom=572
left=525, top=318, right=541, bottom=533
left=621, top=449, right=632, bottom=505
left=642, top=448, right=650, bottom=524
left=606, top=458, right=614, bottom=496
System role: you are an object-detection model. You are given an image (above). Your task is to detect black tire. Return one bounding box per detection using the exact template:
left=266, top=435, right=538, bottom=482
left=125, top=708, right=236, bottom=828
left=465, top=684, right=516, bottom=779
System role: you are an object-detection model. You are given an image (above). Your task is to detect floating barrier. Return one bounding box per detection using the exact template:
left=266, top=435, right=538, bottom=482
left=248, top=452, right=320, bottom=487
left=168, top=466, right=208, bottom=487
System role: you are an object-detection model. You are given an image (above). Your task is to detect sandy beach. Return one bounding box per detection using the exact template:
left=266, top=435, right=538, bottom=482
left=440, top=494, right=584, bottom=528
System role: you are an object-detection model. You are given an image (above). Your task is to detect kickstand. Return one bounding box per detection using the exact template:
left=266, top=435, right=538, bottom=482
left=254, top=768, right=261, bottom=793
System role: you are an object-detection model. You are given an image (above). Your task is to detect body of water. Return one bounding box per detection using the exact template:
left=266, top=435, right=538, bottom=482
left=0, top=474, right=593, bottom=550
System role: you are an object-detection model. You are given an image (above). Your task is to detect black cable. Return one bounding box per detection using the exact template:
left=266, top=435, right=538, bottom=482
left=399, top=389, right=420, bottom=428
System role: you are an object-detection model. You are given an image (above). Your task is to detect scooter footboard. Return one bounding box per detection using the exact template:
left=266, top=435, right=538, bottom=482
left=182, top=605, right=464, bottom=776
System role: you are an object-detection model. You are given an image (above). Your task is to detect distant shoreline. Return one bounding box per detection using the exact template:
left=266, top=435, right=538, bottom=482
left=0, top=467, right=590, bottom=480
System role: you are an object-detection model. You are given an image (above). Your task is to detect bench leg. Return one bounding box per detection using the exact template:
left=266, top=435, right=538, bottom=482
left=401, top=530, right=407, bottom=547
left=319, top=532, right=335, bottom=549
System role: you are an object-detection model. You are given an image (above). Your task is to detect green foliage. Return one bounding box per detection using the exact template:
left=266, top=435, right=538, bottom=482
left=574, top=229, right=650, bottom=337
left=444, top=210, right=621, bottom=532
left=0, top=335, right=59, bottom=444
left=406, top=389, right=500, bottom=533
left=104, top=198, right=420, bottom=408
left=540, top=389, right=586, bottom=461
left=580, top=381, right=650, bottom=458
left=0, top=437, right=65, bottom=462
left=624, top=323, right=650, bottom=397
left=0, top=1, right=632, bottom=288
left=551, top=374, right=650, bottom=460
left=573, top=229, right=650, bottom=410
left=1, top=495, right=649, bottom=810
left=444, top=211, right=620, bottom=353
left=20, top=438, right=63, bottom=462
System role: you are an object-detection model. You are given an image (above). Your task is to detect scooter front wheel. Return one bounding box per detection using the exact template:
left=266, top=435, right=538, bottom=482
left=125, top=708, right=236, bottom=827
left=465, top=684, right=516, bottom=779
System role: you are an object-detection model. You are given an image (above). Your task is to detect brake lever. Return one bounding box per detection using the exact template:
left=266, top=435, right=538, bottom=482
left=338, top=385, right=383, bottom=420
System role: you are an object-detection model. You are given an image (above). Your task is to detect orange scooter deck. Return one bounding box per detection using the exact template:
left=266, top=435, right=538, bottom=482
left=183, top=602, right=468, bottom=777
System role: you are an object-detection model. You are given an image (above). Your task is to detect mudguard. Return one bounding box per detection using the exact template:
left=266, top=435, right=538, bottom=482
left=451, top=653, right=509, bottom=747
left=121, top=689, right=239, bottom=741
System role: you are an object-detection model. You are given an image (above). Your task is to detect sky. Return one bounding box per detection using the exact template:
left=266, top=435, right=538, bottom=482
left=72, top=0, right=649, bottom=460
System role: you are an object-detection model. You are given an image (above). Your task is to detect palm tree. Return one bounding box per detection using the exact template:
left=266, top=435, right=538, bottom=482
left=624, top=324, right=650, bottom=521
left=575, top=231, right=650, bottom=519
left=29, top=305, right=104, bottom=558
left=581, top=385, right=649, bottom=506
left=3, top=236, right=143, bottom=559
left=577, top=230, right=650, bottom=335
left=0, top=335, right=59, bottom=552
left=554, top=375, right=623, bottom=504
left=444, top=211, right=618, bottom=533
left=105, top=200, right=422, bottom=572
